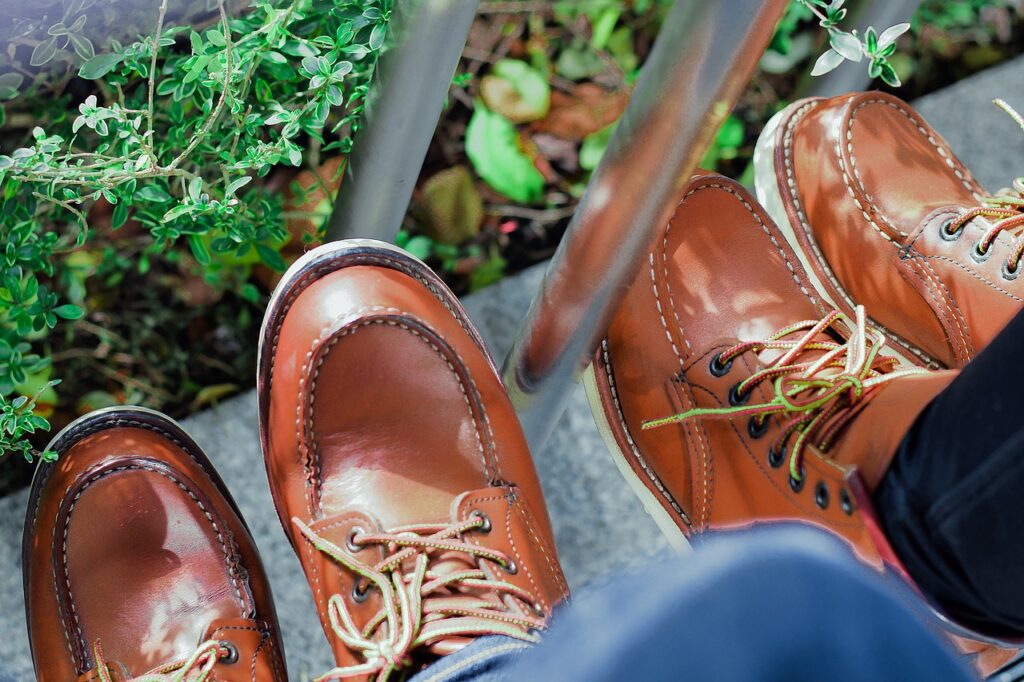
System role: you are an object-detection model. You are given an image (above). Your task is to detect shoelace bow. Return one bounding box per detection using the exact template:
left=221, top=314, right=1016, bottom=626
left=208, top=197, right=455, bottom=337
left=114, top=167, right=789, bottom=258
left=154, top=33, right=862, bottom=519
left=92, top=639, right=232, bottom=682
left=943, top=99, right=1024, bottom=272
left=642, top=307, right=929, bottom=483
left=294, top=514, right=545, bottom=682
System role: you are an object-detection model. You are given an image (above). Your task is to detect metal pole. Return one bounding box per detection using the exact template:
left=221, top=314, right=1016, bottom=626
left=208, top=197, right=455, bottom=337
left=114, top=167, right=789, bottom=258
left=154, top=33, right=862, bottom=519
left=502, top=0, right=790, bottom=451
left=324, top=0, right=480, bottom=242
left=808, top=0, right=923, bottom=97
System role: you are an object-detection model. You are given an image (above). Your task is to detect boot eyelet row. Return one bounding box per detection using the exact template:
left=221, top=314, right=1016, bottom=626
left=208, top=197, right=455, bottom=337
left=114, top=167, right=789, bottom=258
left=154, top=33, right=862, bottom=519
left=346, top=526, right=366, bottom=553
left=747, top=416, right=769, bottom=439
left=788, top=467, right=806, bottom=493
left=971, top=242, right=992, bottom=263
left=839, top=488, right=855, bottom=516
left=219, top=641, right=239, bottom=665
left=939, top=218, right=964, bottom=242
left=815, top=482, right=830, bottom=509
left=728, top=384, right=750, bottom=406
left=470, top=509, right=492, bottom=533
left=352, top=579, right=371, bottom=603
left=709, top=352, right=733, bottom=377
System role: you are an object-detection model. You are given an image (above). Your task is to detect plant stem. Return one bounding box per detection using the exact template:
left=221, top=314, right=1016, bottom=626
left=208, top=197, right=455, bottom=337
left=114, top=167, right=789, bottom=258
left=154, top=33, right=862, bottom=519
left=147, top=0, right=169, bottom=157
left=169, top=0, right=233, bottom=170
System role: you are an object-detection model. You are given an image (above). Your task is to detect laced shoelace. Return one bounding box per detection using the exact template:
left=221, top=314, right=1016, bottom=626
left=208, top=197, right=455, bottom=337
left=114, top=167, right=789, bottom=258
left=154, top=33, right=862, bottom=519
left=92, top=638, right=233, bottom=682
left=941, top=99, right=1024, bottom=274
left=294, top=514, right=545, bottom=682
left=642, top=306, right=930, bottom=484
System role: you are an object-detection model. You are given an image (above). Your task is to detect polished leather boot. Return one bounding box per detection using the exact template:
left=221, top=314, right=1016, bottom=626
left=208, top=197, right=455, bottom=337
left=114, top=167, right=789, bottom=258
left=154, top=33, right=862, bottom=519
left=258, top=239, right=568, bottom=679
left=24, top=407, right=286, bottom=681
left=755, top=91, right=1024, bottom=369
left=585, top=173, right=1015, bottom=674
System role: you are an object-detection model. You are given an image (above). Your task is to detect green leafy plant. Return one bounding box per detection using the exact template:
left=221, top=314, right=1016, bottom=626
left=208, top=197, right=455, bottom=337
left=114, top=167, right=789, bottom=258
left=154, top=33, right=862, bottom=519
left=800, top=0, right=909, bottom=86
left=0, top=0, right=390, bottom=462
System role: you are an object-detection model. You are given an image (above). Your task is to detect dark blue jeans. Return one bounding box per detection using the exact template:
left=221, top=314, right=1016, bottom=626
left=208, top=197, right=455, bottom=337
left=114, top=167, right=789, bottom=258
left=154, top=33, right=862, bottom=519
left=411, top=527, right=974, bottom=682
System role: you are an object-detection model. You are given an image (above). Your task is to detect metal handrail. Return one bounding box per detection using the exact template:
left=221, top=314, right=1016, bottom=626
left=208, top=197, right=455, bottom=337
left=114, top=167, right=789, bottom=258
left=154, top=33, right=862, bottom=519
left=501, top=0, right=790, bottom=451
left=324, top=0, right=480, bottom=241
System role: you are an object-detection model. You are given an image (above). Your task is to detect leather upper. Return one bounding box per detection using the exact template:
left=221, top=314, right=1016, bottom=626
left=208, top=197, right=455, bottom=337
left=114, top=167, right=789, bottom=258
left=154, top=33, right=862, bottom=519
left=592, top=172, right=1018, bottom=673
left=258, top=242, right=568, bottom=674
left=777, top=91, right=1024, bottom=368
left=24, top=410, right=285, bottom=681
left=591, top=174, right=957, bottom=563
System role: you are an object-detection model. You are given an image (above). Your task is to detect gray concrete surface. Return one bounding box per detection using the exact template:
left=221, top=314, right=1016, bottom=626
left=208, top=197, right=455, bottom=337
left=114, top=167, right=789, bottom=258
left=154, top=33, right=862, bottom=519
left=2, top=56, right=1024, bottom=679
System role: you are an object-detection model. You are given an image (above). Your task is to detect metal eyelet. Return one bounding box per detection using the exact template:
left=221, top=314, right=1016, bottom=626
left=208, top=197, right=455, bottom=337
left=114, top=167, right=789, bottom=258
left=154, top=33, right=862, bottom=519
left=788, top=467, right=806, bottom=493
left=502, top=559, right=519, bottom=575
left=346, top=526, right=365, bottom=553
left=747, top=416, right=769, bottom=439
left=1003, top=259, right=1021, bottom=281
left=839, top=489, right=855, bottom=516
left=939, top=218, right=963, bottom=242
left=815, top=482, right=830, bottom=509
left=219, top=641, right=239, bottom=665
left=767, top=444, right=785, bottom=469
left=971, top=242, right=992, bottom=263
left=709, top=352, right=733, bottom=377
left=728, top=383, right=750, bottom=406
left=470, top=509, right=492, bottom=533
left=352, top=579, right=371, bottom=603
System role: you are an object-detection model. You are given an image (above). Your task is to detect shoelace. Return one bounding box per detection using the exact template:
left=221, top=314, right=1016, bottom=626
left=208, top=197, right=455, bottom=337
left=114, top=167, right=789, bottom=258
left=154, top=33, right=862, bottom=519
left=642, top=307, right=929, bottom=483
left=92, top=639, right=232, bottom=682
left=295, top=514, right=545, bottom=682
left=942, top=99, right=1024, bottom=273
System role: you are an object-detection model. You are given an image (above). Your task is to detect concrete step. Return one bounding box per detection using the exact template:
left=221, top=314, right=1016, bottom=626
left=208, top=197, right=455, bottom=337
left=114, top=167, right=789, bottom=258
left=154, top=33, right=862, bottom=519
left=1, top=57, right=1023, bottom=680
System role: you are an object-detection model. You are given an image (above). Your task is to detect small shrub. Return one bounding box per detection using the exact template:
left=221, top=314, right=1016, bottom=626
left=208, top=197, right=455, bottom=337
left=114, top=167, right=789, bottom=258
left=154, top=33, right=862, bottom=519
left=0, top=0, right=390, bottom=461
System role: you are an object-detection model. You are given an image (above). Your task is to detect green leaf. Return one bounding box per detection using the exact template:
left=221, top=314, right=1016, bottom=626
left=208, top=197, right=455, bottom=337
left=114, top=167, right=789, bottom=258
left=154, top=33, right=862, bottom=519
left=111, top=200, right=128, bottom=229
left=188, top=234, right=211, bottom=264
left=225, top=176, right=252, bottom=197
left=404, top=235, right=434, bottom=261
left=78, top=52, right=124, bottom=79
left=480, top=59, right=550, bottom=124
left=137, top=185, right=172, bottom=202
left=465, top=103, right=545, bottom=204
left=580, top=122, right=617, bottom=171
left=68, top=33, right=95, bottom=60
left=828, top=30, right=863, bottom=62
left=53, top=304, right=84, bottom=320
left=256, top=243, right=286, bottom=271
left=0, top=73, right=23, bottom=101
left=30, top=36, right=59, bottom=66
left=811, top=48, right=845, bottom=76
left=877, top=23, right=910, bottom=49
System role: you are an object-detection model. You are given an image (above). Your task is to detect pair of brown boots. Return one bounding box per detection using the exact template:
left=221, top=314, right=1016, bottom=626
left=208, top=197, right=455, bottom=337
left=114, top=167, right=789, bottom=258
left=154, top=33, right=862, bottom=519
left=23, top=90, right=1024, bottom=680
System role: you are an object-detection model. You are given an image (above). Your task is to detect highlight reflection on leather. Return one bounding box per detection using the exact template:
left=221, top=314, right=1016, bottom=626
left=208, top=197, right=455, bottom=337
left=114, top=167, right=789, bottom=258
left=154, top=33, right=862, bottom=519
left=771, top=91, right=1024, bottom=369
left=258, top=241, right=569, bottom=673
left=24, top=410, right=286, bottom=681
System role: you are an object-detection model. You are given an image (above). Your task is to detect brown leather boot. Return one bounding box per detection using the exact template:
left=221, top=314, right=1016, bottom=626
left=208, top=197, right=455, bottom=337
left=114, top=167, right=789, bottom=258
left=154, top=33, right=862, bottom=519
left=258, top=239, right=568, bottom=679
left=584, top=173, right=1016, bottom=673
left=755, top=91, right=1024, bottom=369
left=24, top=407, right=286, bottom=681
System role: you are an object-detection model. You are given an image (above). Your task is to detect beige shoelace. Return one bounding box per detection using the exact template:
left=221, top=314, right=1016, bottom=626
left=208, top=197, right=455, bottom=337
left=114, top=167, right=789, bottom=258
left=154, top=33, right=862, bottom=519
left=92, top=639, right=233, bottom=682
left=941, top=99, right=1024, bottom=274
left=644, top=306, right=929, bottom=483
left=295, top=513, right=545, bottom=681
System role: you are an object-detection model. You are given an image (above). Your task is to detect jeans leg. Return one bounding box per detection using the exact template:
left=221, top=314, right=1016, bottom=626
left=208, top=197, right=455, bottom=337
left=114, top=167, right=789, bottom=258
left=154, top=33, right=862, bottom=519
left=875, top=307, right=1024, bottom=635
left=407, top=636, right=533, bottom=682
left=507, top=526, right=971, bottom=682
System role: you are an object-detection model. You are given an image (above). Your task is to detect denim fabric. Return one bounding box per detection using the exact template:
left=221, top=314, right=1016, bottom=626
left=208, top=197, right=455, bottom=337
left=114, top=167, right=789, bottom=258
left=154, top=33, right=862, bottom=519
left=411, top=526, right=973, bottom=682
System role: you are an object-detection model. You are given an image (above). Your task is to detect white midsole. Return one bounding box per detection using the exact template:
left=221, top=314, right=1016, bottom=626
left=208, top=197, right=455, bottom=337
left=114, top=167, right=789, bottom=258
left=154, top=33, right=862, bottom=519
left=753, top=104, right=846, bottom=315
left=582, top=362, right=691, bottom=555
